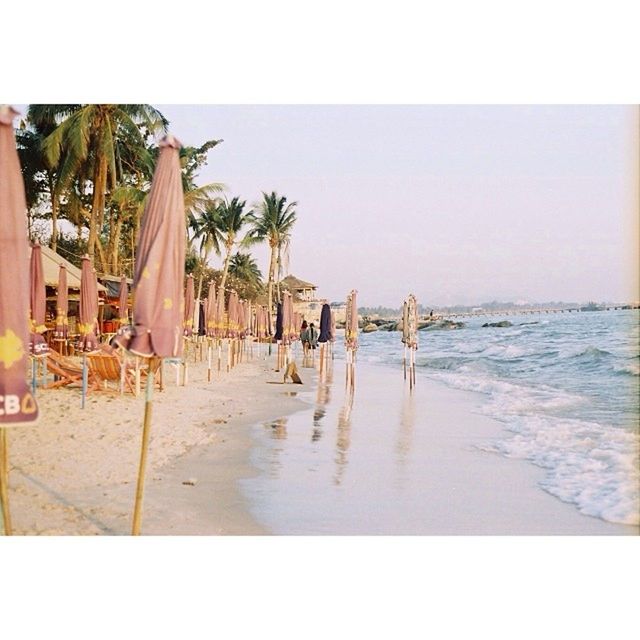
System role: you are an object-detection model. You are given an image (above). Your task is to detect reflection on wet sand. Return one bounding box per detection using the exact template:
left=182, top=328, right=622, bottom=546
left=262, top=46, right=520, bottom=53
left=333, top=387, right=355, bottom=486
left=396, top=390, right=416, bottom=471
left=263, top=416, right=289, bottom=478
left=312, top=363, right=334, bottom=442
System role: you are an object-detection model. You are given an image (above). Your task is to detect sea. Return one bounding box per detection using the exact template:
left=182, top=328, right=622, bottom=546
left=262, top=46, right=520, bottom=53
left=350, top=309, right=640, bottom=526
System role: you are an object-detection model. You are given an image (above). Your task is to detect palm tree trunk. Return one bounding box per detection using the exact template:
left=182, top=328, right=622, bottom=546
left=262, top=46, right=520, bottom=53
left=276, top=245, right=282, bottom=303
left=48, top=173, right=59, bottom=253
left=267, top=243, right=278, bottom=332
left=110, top=217, right=123, bottom=274
left=219, top=241, right=233, bottom=292
left=88, top=155, right=107, bottom=265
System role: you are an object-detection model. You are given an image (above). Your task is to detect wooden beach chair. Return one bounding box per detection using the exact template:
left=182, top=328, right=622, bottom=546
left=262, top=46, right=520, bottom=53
left=46, top=350, right=98, bottom=390
left=87, top=351, right=136, bottom=395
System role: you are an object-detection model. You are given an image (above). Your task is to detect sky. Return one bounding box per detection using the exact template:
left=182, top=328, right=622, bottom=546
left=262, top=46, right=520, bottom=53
left=157, top=105, right=638, bottom=307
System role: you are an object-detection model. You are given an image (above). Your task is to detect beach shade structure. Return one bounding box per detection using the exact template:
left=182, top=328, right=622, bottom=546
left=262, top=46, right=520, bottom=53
left=78, top=256, right=100, bottom=352
left=183, top=274, right=195, bottom=338
left=55, top=264, right=69, bottom=345
left=274, top=302, right=284, bottom=370
left=318, top=303, right=331, bottom=376
left=29, top=243, right=49, bottom=359
left=344, top=290, right=359, bottom=390
left=401, top=300, right=409, bottom=380
left=77, top=256, right=100, bottom=409
left=118, top=276, right=129, bottom=327
left=215, top=286, right=226, bottom=372
left=0, top=106, right=40, bottom=534
left=205, top=283, right=217, bottom=381
left=113, top=134, right=186, bottom=535
left=281, top=292, right=294, bottom=369
left=198, top=300, right=206, bottom=337
left=404, top=294, right=418, bottom=389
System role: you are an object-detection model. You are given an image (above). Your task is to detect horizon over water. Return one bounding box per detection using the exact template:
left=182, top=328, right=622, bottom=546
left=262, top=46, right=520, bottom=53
left=243, top=309, right=638, bottom=532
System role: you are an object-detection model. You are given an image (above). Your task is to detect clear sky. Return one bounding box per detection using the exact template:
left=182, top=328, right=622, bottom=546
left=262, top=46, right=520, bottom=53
left=160, top=106, right=638, bottom=307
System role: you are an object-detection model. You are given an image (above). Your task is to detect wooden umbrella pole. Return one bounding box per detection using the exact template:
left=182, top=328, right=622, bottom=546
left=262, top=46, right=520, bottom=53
left=0, top=429, right=12, bottom=535
left=403, top=345, right=407, bottom=381
left=217, top=339, right=221, bottom=372
left=207, top=340, right=212, bottom=382
left=412, top=348, right=417, bottom=387
left=320, top=344, right=324, bottom=377
left=132, top=357, right=158, bottom=535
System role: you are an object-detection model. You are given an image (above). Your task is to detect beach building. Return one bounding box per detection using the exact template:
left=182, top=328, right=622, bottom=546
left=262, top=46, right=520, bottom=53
left=280, top=274, right=323, bottom=324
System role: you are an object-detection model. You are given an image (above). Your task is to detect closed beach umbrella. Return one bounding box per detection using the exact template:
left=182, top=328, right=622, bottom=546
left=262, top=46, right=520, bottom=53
left=345, top=290, right=359, bottom=352
left=245, top=302, right=252, bottom=337
left=183, top=274, right=195, bottom=337
left=0, top=106, right=39, bottom=536
left=79, top=256, right=99, bottom=352
left=29, top=243, right=48, bottom=355
left=401, top=300, right=409, bottom=345
left=206, top=282, right=216, bottom=338
left=318, top=303, right=331, bottom=343
left=281, top=293, right=291, bottom=345
left=215, top=287, right=226, bottom=339
left=114, top=134, right=186, bottom=535
left=329, top=308, right=336, bottom=342
left=118, top=276, right=129, bottom=326
left=55, top=265, right=68, bottom=340
left=344, top=290, right=358, bottom=389
left=198, top=299, right=206, bottom=337
left=0, top=104, right=39, bottom=429
left=227, top=291, right=239, bottom=338
left=274, top=302, right=283, bottom=341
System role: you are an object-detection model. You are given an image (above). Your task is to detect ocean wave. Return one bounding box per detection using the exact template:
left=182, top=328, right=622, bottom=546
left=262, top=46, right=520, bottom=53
left=479, top=415, right=639, bottom=525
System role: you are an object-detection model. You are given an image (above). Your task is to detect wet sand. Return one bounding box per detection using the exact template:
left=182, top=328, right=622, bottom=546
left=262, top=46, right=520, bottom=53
left=5, top=347, right=637, bottom=535
left=241, top=360, right=638, bottom=535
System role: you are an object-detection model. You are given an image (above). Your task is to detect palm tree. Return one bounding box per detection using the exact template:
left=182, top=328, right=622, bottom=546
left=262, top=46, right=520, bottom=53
left=245, top=191, right=297, bottom=323
left=31, top=104, right=168, bottom=264
left=211, top=197, right=254, bottom=292
left=190, top=201, right=224, bottom=300
left=229, top=252, right=263, bottom=286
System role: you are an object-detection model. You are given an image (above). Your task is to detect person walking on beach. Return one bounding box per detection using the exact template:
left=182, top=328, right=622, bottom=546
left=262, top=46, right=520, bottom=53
left=308, top=322, right=319, bottom=350
left=300, top=320, right=309, bottom=356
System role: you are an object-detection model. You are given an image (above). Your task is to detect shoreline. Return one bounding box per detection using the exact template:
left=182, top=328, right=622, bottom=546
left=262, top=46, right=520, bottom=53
left=5, top=349, right=637, bottom=536
left=7, top=348, right=312, bottom=535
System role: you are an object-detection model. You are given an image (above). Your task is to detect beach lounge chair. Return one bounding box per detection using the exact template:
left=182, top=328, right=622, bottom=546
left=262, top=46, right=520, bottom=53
left=46, top=350, right=98, bottom=390
left=87, top=351, right=136, bottom=394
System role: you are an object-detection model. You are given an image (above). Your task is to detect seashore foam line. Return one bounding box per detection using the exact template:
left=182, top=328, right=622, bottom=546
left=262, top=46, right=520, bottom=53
left=6, top=353, right=637, bottom=536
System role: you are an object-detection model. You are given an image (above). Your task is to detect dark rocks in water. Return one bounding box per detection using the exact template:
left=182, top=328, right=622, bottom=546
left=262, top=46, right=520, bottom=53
left=519, top=321, right=539, bottom=326
left=362, top=323, right=378, bottom=333
left=377, top=322, right=399, bottom=332
left=482, top=320, right=513, bottom=328
left=422, top=319, right=465, bottom=330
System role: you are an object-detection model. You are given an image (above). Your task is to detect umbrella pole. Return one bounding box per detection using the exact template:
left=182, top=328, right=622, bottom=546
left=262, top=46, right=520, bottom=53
left=31, top=357, right=37, bottom=395
left=131, top=357, right=158, bottom=536
left=227, top=339, right=231, bottom=373
left=403, top=345, right=407, bottom=381
left=81, top=353, right=87, bottom=408
left=320, top=344, right=324, bottom=377
left=207, top=340, right=212, bottom=382
left=217, top=339, right=221, bottom=373
left=0, top=429, right=12, bottom=535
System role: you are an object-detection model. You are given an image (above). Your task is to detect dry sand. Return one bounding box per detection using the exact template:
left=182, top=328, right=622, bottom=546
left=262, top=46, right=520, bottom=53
left=5, top=348, right=307, bottom=535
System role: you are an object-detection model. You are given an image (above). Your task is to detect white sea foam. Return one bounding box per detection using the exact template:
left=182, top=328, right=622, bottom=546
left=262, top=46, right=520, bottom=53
left=479, top=415, right=639, bottom=525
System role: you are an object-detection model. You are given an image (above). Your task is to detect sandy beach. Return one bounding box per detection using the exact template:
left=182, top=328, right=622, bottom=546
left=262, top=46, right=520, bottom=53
left=6, top=349, right=307, bottom=535
left=5, top=348, right=637, bottom=536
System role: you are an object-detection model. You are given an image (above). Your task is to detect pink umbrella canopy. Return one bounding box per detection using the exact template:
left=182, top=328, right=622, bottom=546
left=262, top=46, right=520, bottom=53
left=55, top=264, right=68, bottom=340
left=206, top=282, right=216, bottom=338
left=215, top=287, right=226, bottom=339
left=183, top=274, right=195, bottom=337
left=227, top=291, right=239, bottom=338
left=114, top=135, right=186, bottom=358
left=244, top=301, right=252, bottom=337
left=78, top=256, right=99, bottom=351
left=345, top=290, right=359, bottom=352
left=29, top=243, right=48, bottom=355
left=118, top=276, right=129, bottom=326
left=0, top=106, right=39, bottom=425
left=281, top=291, right=294, bottom=345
